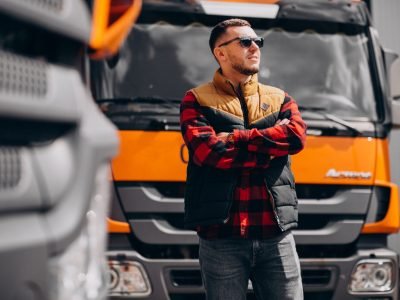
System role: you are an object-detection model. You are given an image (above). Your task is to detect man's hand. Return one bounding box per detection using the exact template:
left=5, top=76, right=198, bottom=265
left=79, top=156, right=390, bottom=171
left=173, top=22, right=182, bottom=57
left=217, top=132, right=229, bottom=138
left=269, top=119, right=289, bottom=159
left=217, top=132, right=233, bottom=143
left=275, top=118, right=290, bottom=126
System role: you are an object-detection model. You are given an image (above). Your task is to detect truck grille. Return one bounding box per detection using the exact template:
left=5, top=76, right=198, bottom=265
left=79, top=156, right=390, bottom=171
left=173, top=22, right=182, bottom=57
left=117, top=183, right=373, bottom=251
left=0, top=147, right=21, bottom=189
left=0, top=50, right=47, bottom=97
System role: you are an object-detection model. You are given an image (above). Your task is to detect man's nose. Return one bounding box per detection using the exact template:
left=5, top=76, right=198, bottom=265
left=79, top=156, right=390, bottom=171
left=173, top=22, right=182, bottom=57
left=249, top=41, right=259, bottom=51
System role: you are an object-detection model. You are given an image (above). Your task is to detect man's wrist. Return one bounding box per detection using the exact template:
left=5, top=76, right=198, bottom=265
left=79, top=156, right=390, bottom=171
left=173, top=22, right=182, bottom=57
left=227, top=132, right=234, bottom=144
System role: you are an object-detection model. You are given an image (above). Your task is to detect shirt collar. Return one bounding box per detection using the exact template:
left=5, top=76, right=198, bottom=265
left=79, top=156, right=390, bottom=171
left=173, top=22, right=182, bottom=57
left=213, top=69, right=259, bottom=97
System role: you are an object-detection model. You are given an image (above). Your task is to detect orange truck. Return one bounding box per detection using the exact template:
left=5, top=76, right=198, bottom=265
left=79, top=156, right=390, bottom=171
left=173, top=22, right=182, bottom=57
left=94, top=0, right=400, bottom=299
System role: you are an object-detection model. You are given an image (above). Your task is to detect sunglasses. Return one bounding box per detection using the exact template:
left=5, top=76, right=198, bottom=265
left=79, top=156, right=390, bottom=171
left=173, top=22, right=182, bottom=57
left=217, top=36, right=264, bottom=48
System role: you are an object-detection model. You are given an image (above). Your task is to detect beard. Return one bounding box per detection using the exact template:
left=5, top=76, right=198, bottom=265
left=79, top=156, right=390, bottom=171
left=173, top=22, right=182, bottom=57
left=232, top=62, right=259, bottom=76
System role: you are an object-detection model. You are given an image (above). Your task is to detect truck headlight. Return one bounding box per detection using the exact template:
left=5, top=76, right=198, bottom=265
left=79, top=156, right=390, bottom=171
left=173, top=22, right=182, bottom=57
left=349, top=259, right=394, bottom=293
left=49, top=164, right=111, bottom=300
left=108, top=260, right=151, bottom=297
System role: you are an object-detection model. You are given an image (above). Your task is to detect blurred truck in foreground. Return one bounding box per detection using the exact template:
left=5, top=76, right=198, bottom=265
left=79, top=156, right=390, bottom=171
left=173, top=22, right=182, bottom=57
left=0, top=0, right=140, bottom=299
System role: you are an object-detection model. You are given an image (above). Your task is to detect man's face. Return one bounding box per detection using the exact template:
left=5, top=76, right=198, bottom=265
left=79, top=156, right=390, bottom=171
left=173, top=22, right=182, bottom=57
left=217, top=26, right=261, bottom=76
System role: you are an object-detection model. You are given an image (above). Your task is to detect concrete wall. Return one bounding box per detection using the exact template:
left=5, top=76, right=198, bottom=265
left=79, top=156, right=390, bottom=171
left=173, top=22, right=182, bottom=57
left=371, top=0, right=400, bottom=55
left=371, top=0, right=400, bottom=252
left=371, top=0, right=400, bottom=186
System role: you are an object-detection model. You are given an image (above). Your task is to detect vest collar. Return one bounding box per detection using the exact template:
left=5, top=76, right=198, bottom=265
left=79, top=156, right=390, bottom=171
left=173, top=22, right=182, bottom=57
left=213, top=69, right=259, bottom=98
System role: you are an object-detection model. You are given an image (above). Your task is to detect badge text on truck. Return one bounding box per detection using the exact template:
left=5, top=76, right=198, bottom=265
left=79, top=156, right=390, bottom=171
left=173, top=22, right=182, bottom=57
left=325, top=168, right=372, bottom=179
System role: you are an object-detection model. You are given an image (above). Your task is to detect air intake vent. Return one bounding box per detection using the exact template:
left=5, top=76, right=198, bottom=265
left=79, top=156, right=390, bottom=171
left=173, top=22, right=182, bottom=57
left=0, top=147, right=21, bottom=189
left=23, top=0, right=63, bottom=12
left=302, top=269, right=332, bottom=286
left=0, top=51, right=47, bottom=97
left=170, top=269, right=335, bottom=288
left=170, top=270, right=203, bottom=287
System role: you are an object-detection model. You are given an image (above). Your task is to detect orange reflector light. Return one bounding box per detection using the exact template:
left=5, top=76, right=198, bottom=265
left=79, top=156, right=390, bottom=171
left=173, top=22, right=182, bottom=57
left=362, top=181, right=400, bottom=234
left=108, top=218, right=131, bottom=233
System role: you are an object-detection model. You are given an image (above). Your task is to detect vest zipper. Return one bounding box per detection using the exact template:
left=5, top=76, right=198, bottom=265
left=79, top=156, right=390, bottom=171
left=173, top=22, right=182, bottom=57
left=227, top=82, right=249, bottom=129
left=223, top=182, right=236, bottom=224
left=225, top=83, right=251, bottom=228
left=267, top=187, right=284, bottom=231
left=237, top=88, right=249, bottom=128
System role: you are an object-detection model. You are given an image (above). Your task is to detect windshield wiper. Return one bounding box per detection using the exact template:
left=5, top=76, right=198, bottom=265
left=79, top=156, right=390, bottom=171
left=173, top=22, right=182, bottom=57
left=97, top=97, right=181, bottom=131
left=97, top=96, right=181, bottom=116
left=299, top=106, right=361, bottom=136
left=97, top=97, right=181, bottom=108
left=97, top=96, right=181, bottom=104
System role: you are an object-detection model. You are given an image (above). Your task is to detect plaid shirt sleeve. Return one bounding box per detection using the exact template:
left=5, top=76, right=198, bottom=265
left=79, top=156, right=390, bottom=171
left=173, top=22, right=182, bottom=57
left=233, top=94, right=307, bottom=157
left=180, top=91, right=271, bottom=170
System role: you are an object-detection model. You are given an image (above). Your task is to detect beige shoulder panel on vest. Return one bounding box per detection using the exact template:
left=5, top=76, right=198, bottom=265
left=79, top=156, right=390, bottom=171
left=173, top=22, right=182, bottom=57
left=191, top=83, right=244, bottom=119
left=249, top=84, right=286, bottom=125
left=258, top=84, right=285, bottom=103
left=190, top=83, right=214, bottom=106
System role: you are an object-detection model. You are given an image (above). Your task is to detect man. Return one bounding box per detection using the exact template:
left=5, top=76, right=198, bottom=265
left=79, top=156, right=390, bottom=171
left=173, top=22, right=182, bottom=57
left=180, top=18, right=306, bottom=300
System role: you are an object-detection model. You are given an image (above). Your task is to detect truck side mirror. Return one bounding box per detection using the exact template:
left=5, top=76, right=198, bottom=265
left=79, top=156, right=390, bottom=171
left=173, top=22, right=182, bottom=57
left=391, top=58, right=400, bottom=101
left=383, top=48, right=399, bottom=71
left=90, top=0, right=143, bottom=59
left=390, top=58, right=400, bottom=126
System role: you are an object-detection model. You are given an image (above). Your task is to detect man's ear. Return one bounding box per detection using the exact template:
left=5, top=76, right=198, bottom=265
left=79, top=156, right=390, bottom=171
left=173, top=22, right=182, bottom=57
left=213, top=47, right=226, bottom=63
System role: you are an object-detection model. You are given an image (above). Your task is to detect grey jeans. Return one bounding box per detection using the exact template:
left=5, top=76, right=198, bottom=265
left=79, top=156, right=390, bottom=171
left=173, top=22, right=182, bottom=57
left=199, top=231, right=303, bottom=300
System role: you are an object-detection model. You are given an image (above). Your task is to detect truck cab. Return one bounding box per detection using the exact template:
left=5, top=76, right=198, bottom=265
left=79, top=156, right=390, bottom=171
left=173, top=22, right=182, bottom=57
left=93, top=0, right=400, bottom=299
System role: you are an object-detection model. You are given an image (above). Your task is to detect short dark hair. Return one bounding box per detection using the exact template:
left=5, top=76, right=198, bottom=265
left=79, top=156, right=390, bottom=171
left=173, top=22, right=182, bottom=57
left=209, top=18, right=251, bottom=52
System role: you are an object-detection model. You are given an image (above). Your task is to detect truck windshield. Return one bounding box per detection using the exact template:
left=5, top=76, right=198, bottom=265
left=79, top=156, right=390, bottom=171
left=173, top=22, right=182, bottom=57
left=104, top=22, right=377, bottom=121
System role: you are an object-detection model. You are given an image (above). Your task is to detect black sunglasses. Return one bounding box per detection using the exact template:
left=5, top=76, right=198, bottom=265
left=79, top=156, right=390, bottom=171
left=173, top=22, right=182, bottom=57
left=217, top=36, right=264, bottom=48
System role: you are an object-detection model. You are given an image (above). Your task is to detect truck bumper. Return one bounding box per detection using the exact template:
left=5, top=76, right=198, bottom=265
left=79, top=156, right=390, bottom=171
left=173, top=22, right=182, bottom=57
left=107, top=248, right=398, bottom=300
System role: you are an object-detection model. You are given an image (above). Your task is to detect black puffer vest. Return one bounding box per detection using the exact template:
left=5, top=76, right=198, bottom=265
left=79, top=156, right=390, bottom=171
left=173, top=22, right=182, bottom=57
left=183, top=70, right=298, bottom=232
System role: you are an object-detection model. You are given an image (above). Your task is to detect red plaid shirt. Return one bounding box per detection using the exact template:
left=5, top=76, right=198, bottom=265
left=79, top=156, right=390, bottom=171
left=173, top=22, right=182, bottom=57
left=180, top=91, right=306, bottom=239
